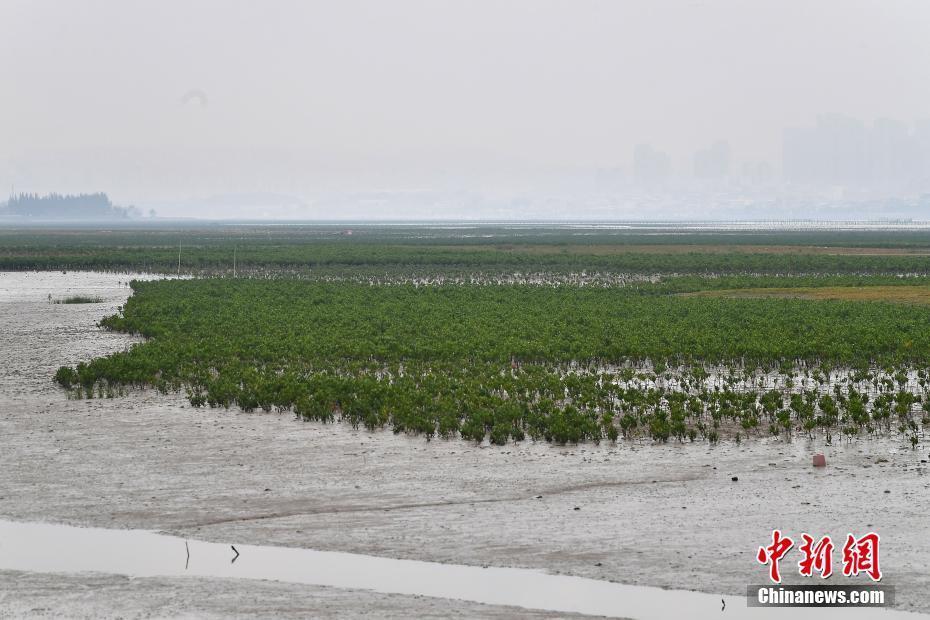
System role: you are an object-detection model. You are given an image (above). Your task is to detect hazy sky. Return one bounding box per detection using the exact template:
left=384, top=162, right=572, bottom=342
left=2, top=0, right=930, bottom=213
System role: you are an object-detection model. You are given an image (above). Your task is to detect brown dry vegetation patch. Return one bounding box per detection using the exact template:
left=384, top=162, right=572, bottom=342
left=684, top=285, right=930, bottom=304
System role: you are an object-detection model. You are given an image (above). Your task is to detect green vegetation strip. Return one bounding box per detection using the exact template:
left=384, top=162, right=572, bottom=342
left=6, top=227, right=930, bottom=275
left=686, top=285, right=930, bottom=304
left=56, top=279, right=930, bottom=445
left=8, top=244, right=930, bottom=275
left=53, top=295, right=103, bottom=304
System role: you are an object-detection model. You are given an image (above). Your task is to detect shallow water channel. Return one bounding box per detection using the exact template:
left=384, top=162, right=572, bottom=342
left=0, top=519, right=922, bottom=619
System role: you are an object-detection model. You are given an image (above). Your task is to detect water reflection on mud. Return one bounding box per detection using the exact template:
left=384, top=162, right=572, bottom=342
left=0, top=520, right=921, bottom=620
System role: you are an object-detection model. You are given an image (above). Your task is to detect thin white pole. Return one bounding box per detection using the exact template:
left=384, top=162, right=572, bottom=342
left=177, top=240, right=181, bottom=277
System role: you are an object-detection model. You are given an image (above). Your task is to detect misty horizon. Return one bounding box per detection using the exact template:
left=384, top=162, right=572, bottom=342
left=3, top=1, right=930, bottom=219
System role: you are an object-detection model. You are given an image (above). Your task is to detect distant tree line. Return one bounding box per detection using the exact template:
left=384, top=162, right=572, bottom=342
left=1, top=192, right=139, bottom=220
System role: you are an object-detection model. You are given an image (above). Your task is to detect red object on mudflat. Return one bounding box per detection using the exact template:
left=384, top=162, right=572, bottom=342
left=812, top=453, right=826, bottom=467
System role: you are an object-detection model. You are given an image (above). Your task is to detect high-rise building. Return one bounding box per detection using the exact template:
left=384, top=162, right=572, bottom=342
left=693, top=141, right=730, bottom=179
left=783, top=115, right=930, bottom=193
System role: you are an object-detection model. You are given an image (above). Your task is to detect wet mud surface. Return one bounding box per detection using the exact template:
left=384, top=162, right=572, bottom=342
left=0, top=570, right=581, bottom=619
left=1, top=272, right=928, bottom=618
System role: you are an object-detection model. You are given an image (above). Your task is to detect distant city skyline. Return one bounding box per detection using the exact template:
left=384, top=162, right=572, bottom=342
left=7, top=112, right=930, bottom=183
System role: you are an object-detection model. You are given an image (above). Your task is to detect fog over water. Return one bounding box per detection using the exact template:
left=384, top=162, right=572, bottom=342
left=2, top=0, right=930, bottom=219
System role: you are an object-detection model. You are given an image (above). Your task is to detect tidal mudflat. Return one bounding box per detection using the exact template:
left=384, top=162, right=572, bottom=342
left=1, top=271, right=928, bottom=618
